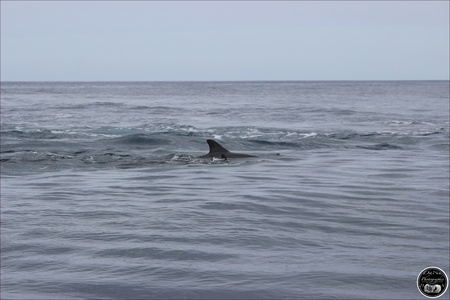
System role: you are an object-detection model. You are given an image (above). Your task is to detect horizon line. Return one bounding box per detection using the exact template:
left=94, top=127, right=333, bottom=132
left=1, top=79, right=449, bottom=83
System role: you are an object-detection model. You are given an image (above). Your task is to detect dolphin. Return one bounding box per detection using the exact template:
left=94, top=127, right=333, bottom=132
left=198, top=139, right=256, bottom=160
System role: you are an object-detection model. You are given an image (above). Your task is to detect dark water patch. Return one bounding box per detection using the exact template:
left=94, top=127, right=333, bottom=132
left=84, top=101, right=123, bottom=108
left=113, top=134, right=171, bottom=146
left=356, top=143, right=403, bottom=150
left=72, top=150, right=88, bottom=155
left=0, top=150, right=17, bottom=154
left=0, top=149, right=155, bottom=173
left=129, top=105, right=186, bottom=113
left=91, top=101, right=120, bottom=106
left=54, top=101, right=125, bottom=110
left=1, top=150, right=73, bottom=163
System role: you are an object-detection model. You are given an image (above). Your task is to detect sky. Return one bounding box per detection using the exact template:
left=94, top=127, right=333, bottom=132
left=1, top=1, right=449, bottom=81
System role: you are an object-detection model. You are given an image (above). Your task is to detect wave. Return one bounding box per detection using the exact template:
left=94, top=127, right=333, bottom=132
left=2, top=125, right=446, bottom=146
left=53, top=102, right=187, bottom=114
left=356, top=143, right=403, bottom=150
left=2, top=123, right=447, bottom=174
left=2, top=129, right=61, bottom=140
left=2, top=121, right=447, bottom=141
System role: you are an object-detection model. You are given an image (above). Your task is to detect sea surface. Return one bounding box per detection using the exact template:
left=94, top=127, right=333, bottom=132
left=1, top=81, right=449, bottom=300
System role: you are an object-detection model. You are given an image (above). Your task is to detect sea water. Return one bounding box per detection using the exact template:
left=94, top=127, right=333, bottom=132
left=1, top=81, right=449, bottom=299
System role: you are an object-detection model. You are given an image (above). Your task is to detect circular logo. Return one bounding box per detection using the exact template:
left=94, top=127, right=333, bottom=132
left=417, top=266, right=448, bottom=298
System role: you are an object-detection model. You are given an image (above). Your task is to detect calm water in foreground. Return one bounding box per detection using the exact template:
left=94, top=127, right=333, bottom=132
left=1, top=81, right=449, bottom=299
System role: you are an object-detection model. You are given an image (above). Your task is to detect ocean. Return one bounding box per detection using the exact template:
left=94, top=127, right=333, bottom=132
left=1, top=81, right=449, bottom=299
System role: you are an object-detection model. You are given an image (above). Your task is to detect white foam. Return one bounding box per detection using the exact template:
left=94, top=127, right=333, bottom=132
left=301, top=132, right=317, bottom=138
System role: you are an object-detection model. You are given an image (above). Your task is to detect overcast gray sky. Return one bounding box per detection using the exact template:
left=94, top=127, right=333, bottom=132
left=1, top=1, right=449, bottom=81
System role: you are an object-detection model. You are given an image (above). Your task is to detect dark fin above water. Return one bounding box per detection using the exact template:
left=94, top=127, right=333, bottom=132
left=207, top=139, right=230, bottom=154
left=199, top=139, right=256, bottom=159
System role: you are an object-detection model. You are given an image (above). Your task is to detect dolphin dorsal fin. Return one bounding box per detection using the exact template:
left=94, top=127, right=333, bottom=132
left=207, top=139, right=230, bottom=154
